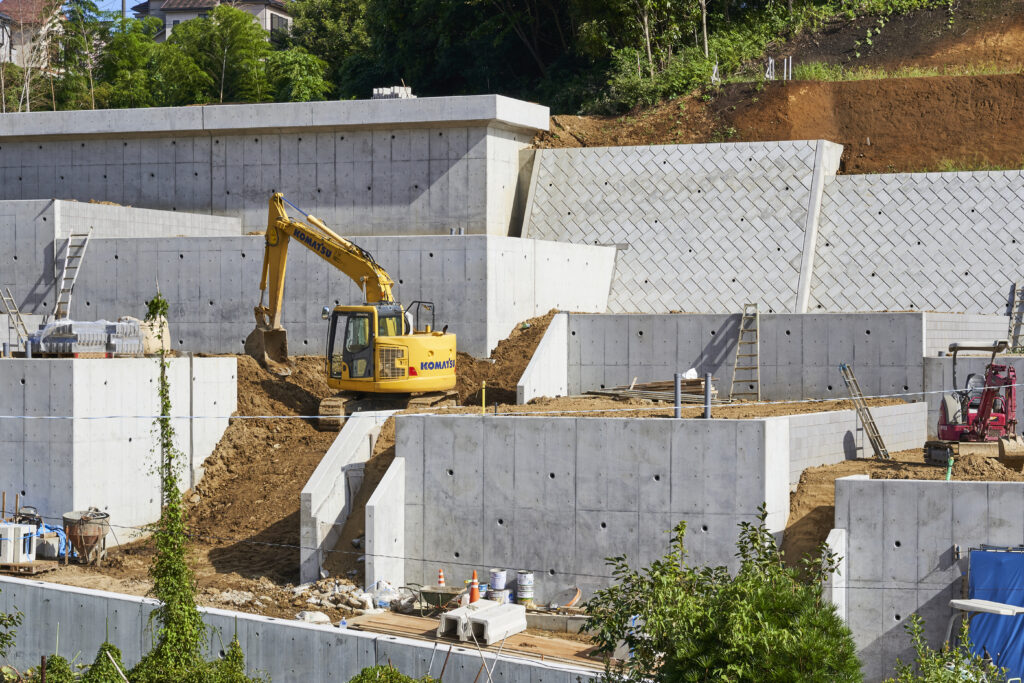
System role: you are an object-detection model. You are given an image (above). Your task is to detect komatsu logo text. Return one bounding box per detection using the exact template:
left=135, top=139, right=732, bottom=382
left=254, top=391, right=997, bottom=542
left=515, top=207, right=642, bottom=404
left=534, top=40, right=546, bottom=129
left=296, top=230, right=332, bottom=258
left=420, top=359, right=455, bottom=371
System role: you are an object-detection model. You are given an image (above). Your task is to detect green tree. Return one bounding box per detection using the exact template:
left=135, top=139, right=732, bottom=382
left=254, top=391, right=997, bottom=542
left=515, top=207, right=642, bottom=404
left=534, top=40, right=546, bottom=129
left=169, top=5, right=269, bottom=103
left=286, top=0, right=368, bottom=86
left=82, top=641, right=127, bottom=682
left=585, top=506, right=862, bottom=682
left=0, top=590, right=22, bottom=662
left=887, top=614, right=1006, bottom=682
left=266, top=47, right=331, bottom=101
left=54, top=0, right=110, bottom=109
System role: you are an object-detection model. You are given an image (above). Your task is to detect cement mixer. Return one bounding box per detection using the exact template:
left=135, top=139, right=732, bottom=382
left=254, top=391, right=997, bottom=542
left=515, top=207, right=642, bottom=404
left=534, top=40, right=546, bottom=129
left=925, top=340, right=1024, bottom=466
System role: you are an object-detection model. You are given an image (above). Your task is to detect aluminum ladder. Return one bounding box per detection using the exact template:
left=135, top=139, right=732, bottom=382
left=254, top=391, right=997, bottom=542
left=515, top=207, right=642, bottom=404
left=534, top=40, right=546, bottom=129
left=54, top=229, right=92, bottom=320
left=730, top=303, right=761, bottom=400
left=839, top=363, right=890, bottom=459
left=1, top=287, right=30, bottom=346
left=1009, top=282, right=1024, bottom=354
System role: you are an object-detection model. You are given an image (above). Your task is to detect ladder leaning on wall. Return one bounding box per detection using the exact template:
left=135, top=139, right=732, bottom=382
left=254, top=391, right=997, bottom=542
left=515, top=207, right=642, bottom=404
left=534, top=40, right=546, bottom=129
left=54, top=229, right=92, bottom=320
left=839, top=362, right=890, bottom=459
left=730, top=303, right=761, bottom=401
left=1, top=287, right=30, bottom=348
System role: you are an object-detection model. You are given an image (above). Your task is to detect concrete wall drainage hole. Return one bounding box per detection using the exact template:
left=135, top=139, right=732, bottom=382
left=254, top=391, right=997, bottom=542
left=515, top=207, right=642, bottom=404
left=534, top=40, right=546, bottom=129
left=446, top=469, right=454, bottom=476
left=894, top=540, right=901, bottom=548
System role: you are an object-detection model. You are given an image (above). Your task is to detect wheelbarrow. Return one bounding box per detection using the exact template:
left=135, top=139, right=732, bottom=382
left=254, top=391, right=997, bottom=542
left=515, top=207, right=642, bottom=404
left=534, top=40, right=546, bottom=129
left=404, top=583, right=465, bottom=615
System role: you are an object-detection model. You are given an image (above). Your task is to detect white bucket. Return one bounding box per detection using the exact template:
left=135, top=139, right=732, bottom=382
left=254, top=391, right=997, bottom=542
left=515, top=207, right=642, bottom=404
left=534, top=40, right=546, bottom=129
left=489, top=568, right=507, bottom=590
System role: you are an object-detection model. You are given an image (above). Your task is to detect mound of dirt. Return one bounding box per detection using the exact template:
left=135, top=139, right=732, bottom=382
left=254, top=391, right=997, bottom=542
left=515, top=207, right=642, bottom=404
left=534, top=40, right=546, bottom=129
left=456, top=310, right=558, bottom=404
left=782, top=448, right=1024, bottom=565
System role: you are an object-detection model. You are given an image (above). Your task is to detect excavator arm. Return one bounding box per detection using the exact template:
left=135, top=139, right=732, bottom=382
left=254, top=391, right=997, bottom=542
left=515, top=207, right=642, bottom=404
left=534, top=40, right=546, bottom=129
left=247, top=193, right=397, bottom=374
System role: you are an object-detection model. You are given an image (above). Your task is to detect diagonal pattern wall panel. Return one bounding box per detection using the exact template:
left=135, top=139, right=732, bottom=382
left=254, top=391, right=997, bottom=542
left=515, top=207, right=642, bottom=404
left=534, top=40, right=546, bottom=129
left=523, top=141, right=835, bottom=314
left=811, top=171, right=1024, bottom=314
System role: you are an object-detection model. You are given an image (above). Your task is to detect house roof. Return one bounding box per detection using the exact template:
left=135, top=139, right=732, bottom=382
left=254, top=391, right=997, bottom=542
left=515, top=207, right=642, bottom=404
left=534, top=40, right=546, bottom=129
left=0, top=0, right=59, bottom=24
left=159, top=0, right=287, bottom=10
left=130, top=0, right=149, bottom=13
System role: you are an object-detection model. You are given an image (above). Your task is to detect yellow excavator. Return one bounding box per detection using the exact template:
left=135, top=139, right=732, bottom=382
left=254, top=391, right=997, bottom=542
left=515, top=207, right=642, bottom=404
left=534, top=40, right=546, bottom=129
left=245, top=193, right=457, bottom=428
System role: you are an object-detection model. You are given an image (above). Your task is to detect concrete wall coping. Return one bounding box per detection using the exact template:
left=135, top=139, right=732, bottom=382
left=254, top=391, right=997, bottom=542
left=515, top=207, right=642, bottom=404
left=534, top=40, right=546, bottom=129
left=0, top=95, right=550, bottom=140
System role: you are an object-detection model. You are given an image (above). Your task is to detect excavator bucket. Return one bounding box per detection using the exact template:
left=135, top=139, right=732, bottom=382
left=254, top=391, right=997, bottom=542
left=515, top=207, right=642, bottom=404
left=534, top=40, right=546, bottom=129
left=999, top=434, right=1024, bottom=460
left=244, top=326, right=293, bottom=377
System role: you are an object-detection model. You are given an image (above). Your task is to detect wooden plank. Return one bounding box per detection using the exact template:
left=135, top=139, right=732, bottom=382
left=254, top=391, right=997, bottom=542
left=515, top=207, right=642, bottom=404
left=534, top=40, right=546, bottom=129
left=348, top=612, right=603, bottom=668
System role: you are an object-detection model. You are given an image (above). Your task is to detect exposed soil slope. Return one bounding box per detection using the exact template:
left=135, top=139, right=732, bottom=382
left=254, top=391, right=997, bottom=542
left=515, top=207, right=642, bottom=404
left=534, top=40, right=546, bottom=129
left=536, top=1, right=1024, bottom=173
left=782, top=448, right=1024, bottom=566
left=456, top=310, right=558, bottom=404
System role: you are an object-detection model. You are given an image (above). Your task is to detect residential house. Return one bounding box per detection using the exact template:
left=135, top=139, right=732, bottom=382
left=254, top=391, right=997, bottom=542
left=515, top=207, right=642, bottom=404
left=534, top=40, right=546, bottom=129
left=130, top=0, right=291, bottom=41
left=0, top=0, right=62, bottom=67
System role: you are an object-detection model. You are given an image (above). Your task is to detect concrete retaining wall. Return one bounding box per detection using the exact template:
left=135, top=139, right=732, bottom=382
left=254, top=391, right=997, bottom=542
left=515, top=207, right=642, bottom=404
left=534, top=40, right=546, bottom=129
left=522, top=141, right=841, bottom=314
left=565, top=312, right=932, bottom=400
left=831, top=476, right=1024, bottom=681
left=366, top=458, right=405, bottom=589
left=786, top=402, right=927, bottom=486
left=0, top=357, right=235, bottom=539
left=922, top=312, right=1010, bottom=358
left=396, top=414, right=789, bottom=600
left=0, top=97, right=548, bottom=235
left=0, top=576, right=598, bottom=681
left=1, top=201, right=616, bottom=357
left=523, top=143, right=1024, bottom=317
left=300, top=411, right=394, bottom=584
left=517, top=312, right=568, bottom=403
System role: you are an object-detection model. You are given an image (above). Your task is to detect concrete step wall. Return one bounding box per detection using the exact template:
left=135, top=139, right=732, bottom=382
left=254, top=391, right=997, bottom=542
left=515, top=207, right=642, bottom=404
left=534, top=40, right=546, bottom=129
left=391, top=404, right=922, bottom=603
left=830, top=476, right=1024, bottom=681
left=0, top=357, right=235, bottom=539
left=523, top=142, right=1024, bottom=316
left=0, top=200, right=616, bottom=357
left=0, top=576, right=598, bottom=682
left=0, top=96, right=548, bottom=236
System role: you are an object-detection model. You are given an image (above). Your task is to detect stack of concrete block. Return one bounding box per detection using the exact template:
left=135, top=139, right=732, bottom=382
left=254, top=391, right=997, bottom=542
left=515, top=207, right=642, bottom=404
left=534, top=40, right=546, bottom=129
left=436, top=600, right=527, bottom=644
left=29, top=319, right=143, bottom=356
left=371, top=86, right=415, bottom=99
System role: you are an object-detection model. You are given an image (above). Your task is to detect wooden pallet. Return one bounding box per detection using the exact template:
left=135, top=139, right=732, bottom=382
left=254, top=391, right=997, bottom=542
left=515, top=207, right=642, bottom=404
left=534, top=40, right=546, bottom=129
left=347, top=612, right=603, bottom=669
left=586, top=378, right=730, bottom=404
left=0, top=559, right=59, bottom=576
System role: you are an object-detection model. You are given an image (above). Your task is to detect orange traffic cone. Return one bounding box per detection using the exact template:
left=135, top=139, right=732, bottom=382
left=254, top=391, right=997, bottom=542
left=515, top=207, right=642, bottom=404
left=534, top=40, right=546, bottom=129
left=469, top=570, right=480, bottom=603
left=437, top=568, right=445, bottom=586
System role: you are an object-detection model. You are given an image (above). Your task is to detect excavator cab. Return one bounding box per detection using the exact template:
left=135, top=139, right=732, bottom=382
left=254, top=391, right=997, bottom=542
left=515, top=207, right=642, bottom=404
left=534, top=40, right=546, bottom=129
left=326, top=303, right=406, bottom=381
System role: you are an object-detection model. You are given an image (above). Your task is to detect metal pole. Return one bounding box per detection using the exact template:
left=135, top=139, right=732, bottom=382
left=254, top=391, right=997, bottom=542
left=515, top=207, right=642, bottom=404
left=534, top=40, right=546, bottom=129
left=703, top=372, right=712, bottom=419
left=24, top=340, right=31, bottom=358
left=1, top=342, right=7, bottom=357
left=673, top=373, right=681, bottom=419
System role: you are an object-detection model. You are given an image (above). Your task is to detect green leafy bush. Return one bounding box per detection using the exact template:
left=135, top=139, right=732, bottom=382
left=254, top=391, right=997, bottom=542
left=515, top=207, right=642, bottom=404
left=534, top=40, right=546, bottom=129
left=585, top=506, right=862, bottom=682
left=349, top=665, right=435, bottom=683
left=886, top=614, right=1006, bottom=682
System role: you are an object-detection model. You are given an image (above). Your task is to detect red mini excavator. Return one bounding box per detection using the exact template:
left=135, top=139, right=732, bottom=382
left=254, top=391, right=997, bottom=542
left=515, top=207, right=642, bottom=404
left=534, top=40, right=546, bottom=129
left=926, top=340, right=1024, bottom=465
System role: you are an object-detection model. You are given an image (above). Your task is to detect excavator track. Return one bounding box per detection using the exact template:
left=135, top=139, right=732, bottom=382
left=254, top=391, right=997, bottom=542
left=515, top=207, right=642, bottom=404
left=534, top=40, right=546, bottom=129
left=925, top=437, right=1024, bottom=471
left=317, top=390, right=459, bottom=431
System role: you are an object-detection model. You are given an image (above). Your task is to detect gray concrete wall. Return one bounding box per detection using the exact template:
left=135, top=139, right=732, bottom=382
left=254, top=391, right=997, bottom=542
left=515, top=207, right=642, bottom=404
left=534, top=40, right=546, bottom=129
left=832, top=476, right=1024, bottom=681
left=0, top=357, right=235, bottom=538
left=54, top=199, right=242, bottom=239
left=517, top=311, right=568, bottom=403
left=922, top=312, right=1011, bottom=358
left=786, top=402, right=927, bottom=486
left=0, top=97, right=549, bottom=235
left=395, top=414, right=791, bottom=601
left=300, top=411, right=394, bottom=584
left=366, top=458, right=405, bottom=589
left=566, top=313, right=930, bottom=401
left=0, top=576, right=598, bottom=682
left=1, top=202, right=615, bottom=357
left=522, top=140, right=841, bottom=314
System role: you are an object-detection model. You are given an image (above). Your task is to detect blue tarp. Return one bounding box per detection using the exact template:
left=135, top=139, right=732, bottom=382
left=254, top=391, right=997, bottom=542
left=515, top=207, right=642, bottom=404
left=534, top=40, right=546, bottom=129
left=968, top=549, right=1024, bottom=678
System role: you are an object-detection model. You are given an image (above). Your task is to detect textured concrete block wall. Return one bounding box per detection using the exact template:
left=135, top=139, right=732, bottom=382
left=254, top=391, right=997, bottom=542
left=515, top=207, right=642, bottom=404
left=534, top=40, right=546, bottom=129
left=0, top=97, right=548, bottom=235
left=785, top=402, right=927, bottom=486
left=566, top=312, right=929, bottom=401
left=923, top=312, right=1012, bottom=357
left=523, top=141, right=838, bottom=314
left=396, top=415, right=789, bottom=601
left=832, top=477, right=1024, bottom=681
left=811, top=172, right=1024, bottom=315
left=0, top=357, right=235, bottom=537
left=0, top=576, right=598, bottom=681
left=54, top=199, right=241, bottom=239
